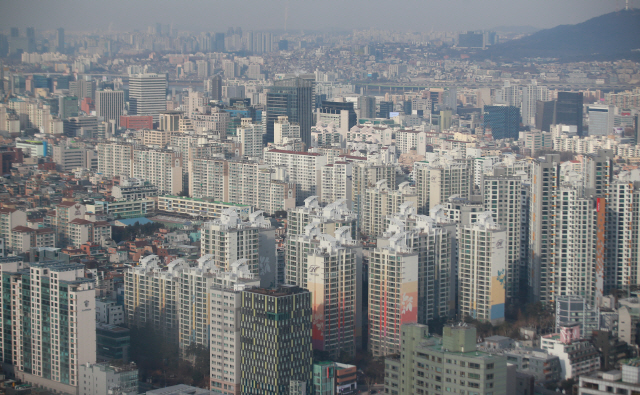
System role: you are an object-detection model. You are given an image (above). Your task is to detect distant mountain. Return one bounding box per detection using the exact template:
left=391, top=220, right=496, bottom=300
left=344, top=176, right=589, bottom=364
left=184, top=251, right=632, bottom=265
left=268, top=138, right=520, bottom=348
left=481, top=9, right=640, bottom=61
left=491, top=25, right=540, bottom=34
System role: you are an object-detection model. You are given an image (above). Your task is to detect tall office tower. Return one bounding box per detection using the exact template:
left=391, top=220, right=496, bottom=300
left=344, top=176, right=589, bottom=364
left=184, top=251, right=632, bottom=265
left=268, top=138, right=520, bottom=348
left=205, top=75, right=223, bottom=101
left=385, top=323, right=507, bottom=395
left=70, top=77, right=96, bottom=100
left=56, top=28, right=64, bottom=53
left=287, top=225, right=362, bottom=358
left=361, top=181, right=418, bottom=237
left=458, top=213, right=507, bottom=324
left=264, top=149, right=327, bottom=204
left=588, top=105, right=615, bottom=136
left=483, top=171, right=523, bottom=303
left=357, top=96, right=376, bottom=119
left=369, top=230, right=419, bottom=357
left=214, top=33, right=225, bottom=52
left=236, top=118, right=263, bottom=159
left=286, top=197, right=358, bottom=239
left=378, top=101, right=394, bottom=118
left=320, top=100, right=357, bottom=130
left=125, top=255, right=184, bottom=346
left=321, top=162, right=352, bottom=205
left=63, top=116, right=98, bottom=138
left=240, top=286, right=312, bottom=395
left=380, top=203, right=457, bottom=324
left=128, top=73, right=168, bottom=122
left=25, top=27, right=35, bottom=52
left=556, top=92, right=584, bottom=136
left=273, top=115, right=301, bottom=144
left=179, top=257, right=259, bottom=359
left=59, top=96, right=79, bottom=119
left=159, top=110, right=182, bottom=131
left=132, top=148, right=182, bottom=195
left=522, top=81, right=548, bottom=126
left=415, top=156, right=471, bottom=214
left=209, top=261, right=259, bottom=394
left=266, top=75, right=314, bottom=147
left=535, top=100, right=556, bottom=132
left=95, top=89, right=125, bottom=127
left=10, top=28, right=19, bottom=38
left=97, top=143, right=133, bottom=178
left=201, top=209, right=277, bottom=287
left=483, top=105, right=521, bottom=140
left=1, top=261, right=96, bottom=393
left=351, top=161, right=397, bottom=218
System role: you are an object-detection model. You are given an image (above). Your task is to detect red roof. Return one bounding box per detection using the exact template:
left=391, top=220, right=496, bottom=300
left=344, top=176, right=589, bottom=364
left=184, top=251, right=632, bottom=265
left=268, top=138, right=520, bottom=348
left=69, top=218, right=92, bottom=225
left=57, top=201, right=78, bottom=207
left=12, top=226, right=34, bottom=233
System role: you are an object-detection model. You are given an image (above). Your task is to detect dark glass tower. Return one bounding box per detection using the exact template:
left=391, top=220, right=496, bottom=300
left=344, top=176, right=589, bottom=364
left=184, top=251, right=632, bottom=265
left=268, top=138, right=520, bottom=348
left=483, top=105, right=521, bottom=140
left=266, top=76, right=314, bottom=148
left=378, top=101, right=394, bottom=118
left=240, top=285, right=312, bottom=395
left=535, top=100, right=556, bottom=132
left=556, top=92, right=584, bottom=136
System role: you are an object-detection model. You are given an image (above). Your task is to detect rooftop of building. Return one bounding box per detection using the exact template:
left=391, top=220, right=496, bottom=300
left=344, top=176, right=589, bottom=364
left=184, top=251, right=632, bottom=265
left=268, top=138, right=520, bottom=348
left=161, top=195, right=249, bottom=207
left=245, top=284, right=307, bottom=297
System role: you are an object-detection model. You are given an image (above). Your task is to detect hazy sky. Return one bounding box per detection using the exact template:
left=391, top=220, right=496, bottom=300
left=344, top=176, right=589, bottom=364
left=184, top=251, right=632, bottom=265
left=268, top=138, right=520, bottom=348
left=0, top=0, right=626, bottom=33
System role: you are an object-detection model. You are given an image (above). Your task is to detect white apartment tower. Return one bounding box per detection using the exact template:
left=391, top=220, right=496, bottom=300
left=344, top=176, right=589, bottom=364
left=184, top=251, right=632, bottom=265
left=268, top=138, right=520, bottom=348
left=521, top=81, right=549, bottom=126
left=128, top=73, right=168, bottom=122
left=379, top=203, right=457, bottom=323
left=483, top=171, right=523, bottom=302
left=288, top=224, right=363, bottom=358
left=321, top=161, right=352, bottom=205
left=286, top=196, right=358, bottom=239
left=361, top=180, right=419, bottom=237
left=458, top=213, right=507, bottom=324
left=415, top=156, right=471, bottom=214
left=368, top=230, right=419, bottom=357
left=1, top=261, right=96, bottom=394
left=132, top=149, right=183, bottom=195
left=236, top=118, right=264, bottom=159
left=97, top=143, right=133, bottom=179
left=201, top=210, right=277, bottom=288
left=264, top=149, right=327, bottom=205
left=274, top=115, right=301, bottom=145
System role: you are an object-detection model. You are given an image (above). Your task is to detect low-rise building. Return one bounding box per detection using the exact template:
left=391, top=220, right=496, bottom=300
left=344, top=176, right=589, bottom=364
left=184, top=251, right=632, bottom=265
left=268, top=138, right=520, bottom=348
left=158, top=195, right=252, bottom=220
left=578, top=359, right=640, bottom=395
left=79, top=362, right=138, bottom=395
left=541, top=324, right=601, bottom=380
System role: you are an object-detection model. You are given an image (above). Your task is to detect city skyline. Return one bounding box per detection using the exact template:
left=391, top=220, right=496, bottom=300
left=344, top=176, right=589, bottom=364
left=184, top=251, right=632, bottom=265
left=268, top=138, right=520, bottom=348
left=0, top=0, right=625, bottom=33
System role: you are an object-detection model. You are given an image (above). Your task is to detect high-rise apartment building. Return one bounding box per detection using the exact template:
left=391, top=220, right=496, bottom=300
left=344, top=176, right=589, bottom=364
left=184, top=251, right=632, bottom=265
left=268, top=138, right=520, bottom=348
left=201, top=210, right=276, bottom=287
left=369, top=231, right=419, bottom=357
left=351, top=160, right=397, bottom=219
left=286, top=224, right=362, bottom=358
left=361, top=181, right=418, bottom=237
left=273, top=115, right=301, bottom=145
left=415, top=157, right=471, bottom=214
left=95, top=89, right=125, bottom=127
left=264, top=149, right=327, bottom=205
left=97, top=143, right=133, bottom=178
left=188, top=158, right=296, bottom=214
left=483, top=171, right=523, bottom=302
left=236, top=118, right=263, bottom=159
left=240, top=286, right=312, bottom=395
left=1, top=261, right=96, bottom=394
left=132, top=149, right=182, bottom=195
left=208, top=261, right=259, bottom=395
left=286, top=196, right=358, bottom=239
left=458, top=213, right=507, bottom=324
left=380, top=204, right=457, bottom=324
left=521, top=81, right=549, bottom=126
left=321, top=161, right=352, bottom=205
left=266, top=75, right=314, bottom=147
left=128, top=73, right=168, bottom=122
left=556, top=92, right=584, bottom=136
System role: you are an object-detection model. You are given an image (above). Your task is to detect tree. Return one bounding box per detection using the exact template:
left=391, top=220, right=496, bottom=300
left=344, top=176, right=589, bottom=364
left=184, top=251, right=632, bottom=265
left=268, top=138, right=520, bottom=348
left=363, top=354, right=385, bottom=389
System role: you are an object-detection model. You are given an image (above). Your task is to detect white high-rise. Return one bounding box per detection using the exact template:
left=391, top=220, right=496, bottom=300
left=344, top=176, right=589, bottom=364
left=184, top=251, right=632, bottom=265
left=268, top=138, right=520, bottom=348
left=128, top=73, right=167, bottom=122
left=521, top=81, right=549, bottom=126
